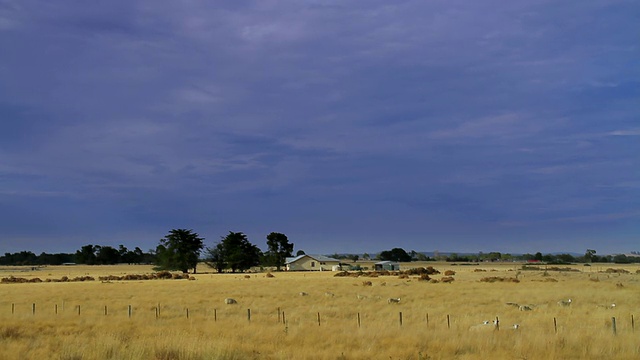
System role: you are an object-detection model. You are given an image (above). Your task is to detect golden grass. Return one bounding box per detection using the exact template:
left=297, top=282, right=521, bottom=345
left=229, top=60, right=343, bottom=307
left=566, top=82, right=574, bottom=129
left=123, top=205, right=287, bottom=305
left=0, top=262, right=638, bottom=359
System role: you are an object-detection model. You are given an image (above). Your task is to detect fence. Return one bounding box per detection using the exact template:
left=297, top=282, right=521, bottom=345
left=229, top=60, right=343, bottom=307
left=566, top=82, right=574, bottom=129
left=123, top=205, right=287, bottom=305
left=4, top=301, right=636, bottom=335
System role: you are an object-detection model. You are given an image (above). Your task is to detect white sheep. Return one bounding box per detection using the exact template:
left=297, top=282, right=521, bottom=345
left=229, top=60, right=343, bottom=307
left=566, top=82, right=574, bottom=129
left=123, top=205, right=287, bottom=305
left=558, top=299, right=572, bottom=306
left=224, top=298, right=238, bottom=305
left=387, top=297, right=401, bottom=304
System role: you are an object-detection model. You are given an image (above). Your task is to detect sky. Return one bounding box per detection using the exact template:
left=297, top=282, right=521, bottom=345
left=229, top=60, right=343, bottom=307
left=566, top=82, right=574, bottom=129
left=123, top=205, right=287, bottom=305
left=0, top=0, right=638, bottom=256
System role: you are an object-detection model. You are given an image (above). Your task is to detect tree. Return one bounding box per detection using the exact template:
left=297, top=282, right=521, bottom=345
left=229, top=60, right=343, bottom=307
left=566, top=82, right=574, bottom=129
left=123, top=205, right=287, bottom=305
left=265, top=232, right=294, bottom=271
left=155, top=229, right=204, bottom=273
left=207, top=232, right=261, bottom=273
left=75, top=245, right=98, bottom=265
left=584, top=249, right=597, bottom=263
left=379, top=248, right=412, bottom=262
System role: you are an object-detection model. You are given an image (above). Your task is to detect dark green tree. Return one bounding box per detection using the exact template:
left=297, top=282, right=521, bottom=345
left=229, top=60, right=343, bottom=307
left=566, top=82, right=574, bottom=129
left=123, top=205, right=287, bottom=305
left=95, top=246, right=121, bottom=264
left=379, top=248, right=412, bottom=262
left=207, top=232, right=261, bottom=273
left=265, top=232, right=294, bottom=271
left=155, top=229, right=204, bottom=273
left=75, top=245, right=98, bottom=265
left=584, top=249, right=597, bottom=263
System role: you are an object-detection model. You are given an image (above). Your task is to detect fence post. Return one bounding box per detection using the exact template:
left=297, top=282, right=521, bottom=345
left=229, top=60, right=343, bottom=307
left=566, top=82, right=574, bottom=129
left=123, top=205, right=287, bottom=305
left=186, top=308, right=189, bottom=319
left=247, top=309, right=251, bottom=322
left=554, top=317, right=557, bottom=334
left=55, top=304, right=58, bottom=315
left=128, top=305, right=132, bottom=318
left=77, top=305, right=81, bottom=316
left=399, top=312, right=403, bottom=326
left=214, top=308, right=217, bottom=322
left=495, top=316, right=500, bottom=331
left=632, top=315, right=635, bottom=332
left=317, top=312, right=321, bottom=326
left=612, top=317, right=617, bottom=335
left=357, top=312, right=361, bottom=328
left=282, top=311, right=286, bottom=324
left=426, top=313, right=429, bottom=327
left=104, top=305, right=108, bottom=316
left=155, top=307, right=159, bottom=319
left=32, top=303, right=36, bottom=315
left=447, top=315, right=450, bottom=329
left=11, top=303, right=14, bottom=315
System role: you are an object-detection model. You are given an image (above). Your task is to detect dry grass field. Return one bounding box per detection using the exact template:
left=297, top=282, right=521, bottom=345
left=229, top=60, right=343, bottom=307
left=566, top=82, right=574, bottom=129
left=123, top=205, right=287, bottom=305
left=0, top=262, right=638, bottom=359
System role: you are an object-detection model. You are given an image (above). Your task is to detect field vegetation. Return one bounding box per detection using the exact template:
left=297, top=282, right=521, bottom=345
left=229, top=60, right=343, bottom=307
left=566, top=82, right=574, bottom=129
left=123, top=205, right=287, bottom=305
left=0, top=262, right=638, bottom=359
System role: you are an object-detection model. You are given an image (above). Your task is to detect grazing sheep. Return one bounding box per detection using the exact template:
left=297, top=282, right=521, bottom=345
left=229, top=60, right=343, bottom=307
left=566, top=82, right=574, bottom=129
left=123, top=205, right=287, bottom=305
left=387, top=297, right=401, bottom=304
left=324, top=292, right=335, bottom=297
left=558, top=299, right=572, bottom=307
left=224, top=298, right=238, bottom=305
left=469, top=320, right=498, bottom=331
left=510, top=324, right=520, bottom=330
left=519, top=305, right=534, bottom=311
left=299, top=292, right=309, bottom=296
left=356, top=294, right=367, bottom=300
left=597, top=303, right=616, bottom=309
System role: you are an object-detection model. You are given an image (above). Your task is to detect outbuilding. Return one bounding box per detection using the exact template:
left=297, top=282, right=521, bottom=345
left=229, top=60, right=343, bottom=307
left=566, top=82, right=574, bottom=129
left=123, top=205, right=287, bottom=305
left=374, top=260, right=400, bottom=271
left=285, top=254, right=342, bottom=271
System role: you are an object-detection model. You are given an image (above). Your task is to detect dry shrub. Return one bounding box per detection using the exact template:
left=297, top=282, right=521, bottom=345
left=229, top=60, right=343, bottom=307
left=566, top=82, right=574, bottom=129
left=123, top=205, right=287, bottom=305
left=244, top=275, right=251, bottom=279
left=362, top=281, right=373, bottom=286
left=474, top=269, right=487, bottom=272
left=605, top=268, right=630, bottom=274
left=441, top=276, right=455, bottom=283
left=333, top=271, right=350, bottom=277
left=404, top=267, right=440, bottom=275
left=156, top=271, right=173, bottom=279
left=266, top=273, right=275, bottom=278
left=444, top=270, right=456, bottom=276
left=544, top=278, right=558, bottom=282
left=398, top=274, right=409, bottom=279
left=417, top=274, right=431, bottom=281
left=430, top=279, right=439, bottom=283
left=480, top=277, right=520, bottom=283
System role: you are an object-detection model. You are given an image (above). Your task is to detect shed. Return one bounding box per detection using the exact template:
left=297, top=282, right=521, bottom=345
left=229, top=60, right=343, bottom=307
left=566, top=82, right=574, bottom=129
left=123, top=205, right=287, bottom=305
left=285, top=254, right=342, bottom=271
left=374, top=260, right=400, bottom=271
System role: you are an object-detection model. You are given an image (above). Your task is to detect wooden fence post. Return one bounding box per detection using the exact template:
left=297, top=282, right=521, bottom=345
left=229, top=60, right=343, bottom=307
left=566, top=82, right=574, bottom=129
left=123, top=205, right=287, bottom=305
left=399, top=312, right=403, bottom=326
left=55, top=304, right=58, bottom=315
left=77, top=305, right=81, bottom=316
left=447, top=315, right=450, bottom=329
left=104, top=305, right=108, bottom=316
left=32, top=303, right=36, bottom=315
left=214, top=308, right=217, bottom=321
left=357, top=312, right=361, bottom=328
left=612, top=317, right=617, bottom=335
left=247, top=309, right=251, bottom=322
left=11, top=303, right=14, bottom=315
left=186, top=308, right=189, bottom=319
left=632, top=315, right=635, bottom=332
left=282, top=311, right=286, bottom=324
left=426, top=313, right=429, bottom=327
left=128, top=305, right=132, bottom=318
left=554, top=317, right=557, bottom=334
left=495, top=316, right=500, bottom=331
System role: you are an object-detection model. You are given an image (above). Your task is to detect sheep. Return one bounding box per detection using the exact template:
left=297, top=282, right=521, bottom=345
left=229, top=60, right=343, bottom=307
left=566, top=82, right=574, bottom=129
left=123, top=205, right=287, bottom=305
left=356, top=294, right=367, bottom=300
left=519, top=305, right=534, bottom=311
left=299, top=292, right=309, bottom=296
left=224, top=298, right=238, bottom=305
left=324, top=292, right=335, bottom=297
left=558, top=299, right=572, bottom=307
left=597, top=303, right=616, bottom=309
left=387, top=297, right=401, bottom=304
left=469, top=320, right=498, bottom=331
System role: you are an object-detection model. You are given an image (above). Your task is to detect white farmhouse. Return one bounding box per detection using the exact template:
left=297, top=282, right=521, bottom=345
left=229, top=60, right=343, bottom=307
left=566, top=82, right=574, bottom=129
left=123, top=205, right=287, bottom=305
left=285, top=254, right=342, bottom=271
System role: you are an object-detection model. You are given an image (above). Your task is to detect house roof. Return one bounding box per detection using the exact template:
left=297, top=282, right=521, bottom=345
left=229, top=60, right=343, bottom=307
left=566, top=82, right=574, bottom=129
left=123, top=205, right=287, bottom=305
left=285, top=254, right=341, bottom=264
left=375, top=260, right=399, bottom=265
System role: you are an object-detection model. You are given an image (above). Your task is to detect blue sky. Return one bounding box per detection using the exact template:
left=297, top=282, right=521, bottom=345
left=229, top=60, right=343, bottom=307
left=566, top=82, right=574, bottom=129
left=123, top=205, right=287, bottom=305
left=0, top=0, right=638, bottom=255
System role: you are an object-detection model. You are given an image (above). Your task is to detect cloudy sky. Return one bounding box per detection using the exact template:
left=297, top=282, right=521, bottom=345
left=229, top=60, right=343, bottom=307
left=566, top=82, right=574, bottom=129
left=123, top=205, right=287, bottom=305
left=0, top=0, right=638, bottom=256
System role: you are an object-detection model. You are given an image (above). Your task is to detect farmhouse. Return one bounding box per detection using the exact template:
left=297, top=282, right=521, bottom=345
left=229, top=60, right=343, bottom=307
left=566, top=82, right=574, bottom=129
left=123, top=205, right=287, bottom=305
left=374, top=260, right=401, bottom=271
left=285, top=254, right=342, bottom=271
